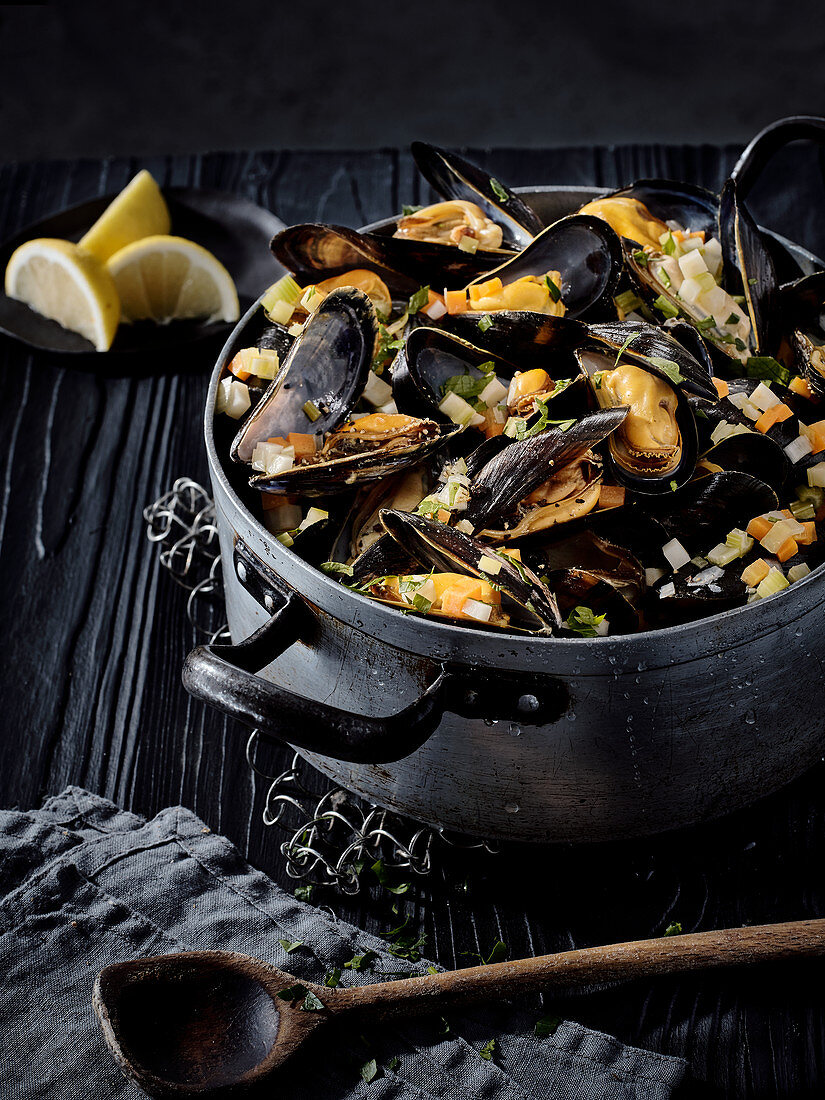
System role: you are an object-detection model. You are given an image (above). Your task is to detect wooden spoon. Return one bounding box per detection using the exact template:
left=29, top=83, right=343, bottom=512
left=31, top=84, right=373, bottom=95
left=93, top=918, right=825, bottom=1097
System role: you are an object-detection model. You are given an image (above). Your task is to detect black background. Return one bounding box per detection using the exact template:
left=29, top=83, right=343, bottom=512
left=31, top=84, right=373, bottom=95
left=2, top=1, right=825, bottom=159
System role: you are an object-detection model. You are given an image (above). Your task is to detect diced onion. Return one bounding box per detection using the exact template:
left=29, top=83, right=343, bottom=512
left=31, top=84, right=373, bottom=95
left=788, top=563, right=812, bottom=583
left=216, top=377, right=251, bottom=419
left=662, top=538, right=691, bottom=571
left=784, top=435, right=813, bottom=463
left=462, top=598, right=493, bottom=623
left=479, top=376, right=508, bottom=407
left=363, top=370, right=393, bottom=407
left=478, top=555, right=502, bottom=576
left=749, top=382, right=780, bottom=412
left=659, top=581, right=676, bottom=599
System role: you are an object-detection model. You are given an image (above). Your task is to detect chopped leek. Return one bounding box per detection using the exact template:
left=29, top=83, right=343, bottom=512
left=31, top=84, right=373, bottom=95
left=302, top=400, right=322, bottom=422
left=653, top=295, right=680, bottom=320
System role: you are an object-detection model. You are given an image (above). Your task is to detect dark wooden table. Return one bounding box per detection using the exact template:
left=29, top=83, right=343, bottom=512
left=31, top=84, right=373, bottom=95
left=2, top=145, right=824, bottom=1098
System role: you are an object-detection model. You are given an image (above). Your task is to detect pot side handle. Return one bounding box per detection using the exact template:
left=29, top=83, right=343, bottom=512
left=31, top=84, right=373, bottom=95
left=182, top=594, right=452, bottom=764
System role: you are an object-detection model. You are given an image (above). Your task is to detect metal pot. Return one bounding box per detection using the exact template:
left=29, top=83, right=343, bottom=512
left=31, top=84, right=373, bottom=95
left=184, top=188, right=825, bottom=844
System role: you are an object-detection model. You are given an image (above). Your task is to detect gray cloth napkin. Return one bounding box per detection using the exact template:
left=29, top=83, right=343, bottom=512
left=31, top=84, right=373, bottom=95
left=0, top=787, right=686, bottom=1098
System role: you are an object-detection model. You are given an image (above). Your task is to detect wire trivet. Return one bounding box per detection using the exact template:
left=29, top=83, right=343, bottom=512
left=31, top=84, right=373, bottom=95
left=145, top=478, right=498, bottom=892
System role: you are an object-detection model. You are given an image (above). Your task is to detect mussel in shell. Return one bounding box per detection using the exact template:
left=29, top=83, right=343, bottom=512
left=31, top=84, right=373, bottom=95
left=379, top=508, right=562, bottom=631
left=393, top=200, right=508, bottom=252
left=251, top=414, right=461, bottom=496
left=577, top=348, right=698, bottom=493
left=411, top=141, right=544, bottom=248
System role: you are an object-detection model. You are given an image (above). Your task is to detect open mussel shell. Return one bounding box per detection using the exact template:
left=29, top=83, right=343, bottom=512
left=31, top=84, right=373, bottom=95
left=231, top=287, right=377, bottom=464
left=270, top=223, right=502, bottom=295
left=700, top=431, right=790, bottom=493
left=576, top=348, right=699, bottom=494
left=781, top=272, right=825, bottom=397
left=464, top=407, right=628, bottom=530
left=411, top=142, right=544, bottom=248
left=719, top=178, right=780, bottom=356
left=547, top=568, right=641, bottom=636
left=641, top=470, right=778, bottom=552
left=447, top=310, right=588, bottom=365
left=379, top=508, right=562, bottom=631
left=251, top=420, right=462, bottom=497
left=525, top=528, right=646, bottom=608
left=587, top=319, right=718, bottom=399
left=461, top=216, right=623, bottom=320
left=791, top=330, right=825, bottom=398
left=662, top=317, right=716, bottom=379
left=578, top=178, right=719, bottom=242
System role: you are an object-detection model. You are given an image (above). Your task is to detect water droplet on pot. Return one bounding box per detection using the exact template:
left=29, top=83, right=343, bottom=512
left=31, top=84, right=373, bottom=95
left=508, top=722, right=521, bottom=737
left=744, top=710, right=756, bottom=725
left=504, top=802, right=520, bottom=814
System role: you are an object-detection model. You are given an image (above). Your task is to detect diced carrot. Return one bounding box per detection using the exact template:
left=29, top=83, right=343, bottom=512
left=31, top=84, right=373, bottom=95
left=746, top=515, right=773, bottom=540
left=598, top=484, right=626, bottom=509
left=741, top=558, right=770, bottom=587
left=499, top=547, right=522, bottom=562
left=797, top=521, right=818, bottom=545
left=807, top=420, right=825, bottom=455
left=444, top=289, right=468, bottom=315
left=436, top=508, right=452, bottom=524
left=266, top=436, right=289, bottom=447
left=789, top=376, right=815, bottom=400
left=780, top=509, right=795, bottom=519
left=712, top=378, right=730, bottom=399
left=287, top=432, right=317, bottom=458
left=426, top=289, right=444, bottom=308
left=469, top=277, right=503, bottom=302
left=228, top=351, right=252, bottom=381
left=440, top=588, right=470, bottom=618
left=776, top=537, right=799, bottom=562
left=754, top=403, right=793, bottom=434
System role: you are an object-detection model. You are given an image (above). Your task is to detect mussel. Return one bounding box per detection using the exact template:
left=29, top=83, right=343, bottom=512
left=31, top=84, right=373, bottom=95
left=411, top=141, right=544, bottom=248
left=251, top=413, right=461, bottom=497
left=782, top=272, right=825, bottom=398
left=379, top=508, right=562, bottom=631
left=578, top=179, right=718, bottom=244
left=576, top=347, right=698, bottom=493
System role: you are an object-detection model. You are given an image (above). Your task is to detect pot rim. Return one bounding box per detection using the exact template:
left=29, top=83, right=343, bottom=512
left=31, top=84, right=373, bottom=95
left=205, top=185, right=825, bottom=663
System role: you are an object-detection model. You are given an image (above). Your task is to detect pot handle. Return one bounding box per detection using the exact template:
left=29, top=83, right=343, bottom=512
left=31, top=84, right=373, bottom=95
left=182, top=591, right=453, bottom=764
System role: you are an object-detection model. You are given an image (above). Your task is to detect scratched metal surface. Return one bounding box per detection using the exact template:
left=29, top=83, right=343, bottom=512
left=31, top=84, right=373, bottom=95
left=1, top=146, right=825, bottom=1097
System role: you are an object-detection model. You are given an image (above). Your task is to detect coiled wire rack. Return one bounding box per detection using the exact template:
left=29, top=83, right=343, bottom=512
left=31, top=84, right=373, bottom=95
left=144, top=478, right=496, bottom=893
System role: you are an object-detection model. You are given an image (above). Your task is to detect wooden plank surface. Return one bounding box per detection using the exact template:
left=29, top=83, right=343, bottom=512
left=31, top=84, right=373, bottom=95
left=1, top=146, right=824, bottom=1097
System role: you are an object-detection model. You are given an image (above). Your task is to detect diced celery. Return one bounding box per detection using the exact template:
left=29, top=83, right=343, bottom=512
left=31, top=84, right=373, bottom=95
left=478, top=555, right=502, bottom=576
left=707, top=542, right=739, bottom=566
left=725, top=528, right=754, bottom=557
left=788, top=563, right=812, bottom=583
left=261, top=274, right=303, bottom=315
left=266, top=299, right=295, bottom=326
left=760, top=518, right=804, bottom=553
left=806, top=461, right=825, bottom=488
left=785, top=435, right=813, bottom=463
left=755, top=567, right=789, bottom=599
left=217, top=377, right=251, bottom=419
left=439, top=391, right=476, bottom=427
left=457, top=235, right=479, bottom=254
left=790, top=498, right=816, bottom=521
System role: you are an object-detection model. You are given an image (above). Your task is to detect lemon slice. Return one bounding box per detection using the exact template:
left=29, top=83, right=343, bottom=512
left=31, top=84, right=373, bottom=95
left=79, top=170, right=171, bottom=263
left=4, top=238, right=120, bottom=351
left=107, top=235, right=240, bottom=324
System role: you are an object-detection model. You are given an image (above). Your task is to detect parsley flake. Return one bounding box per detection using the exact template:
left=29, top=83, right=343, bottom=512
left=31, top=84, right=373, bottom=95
left=565, top=605, right=606, bottom=637
left=479, top=1038, right=496, bottom=1061
left=535, top=1013, right=563, bottom=1037
left=278, top=939, right=304, bottom=954
left=489, top=178, right=508, bottom=202
left=408, top=285, right=430, bottom=314
left=361, top=1058, right=379, bottom=1083
left=664, top=921, right=683, bottom=936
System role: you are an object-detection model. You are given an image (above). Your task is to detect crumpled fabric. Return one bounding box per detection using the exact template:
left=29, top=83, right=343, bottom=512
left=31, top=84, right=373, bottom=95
left=0, top=788, right=687, bottom=1098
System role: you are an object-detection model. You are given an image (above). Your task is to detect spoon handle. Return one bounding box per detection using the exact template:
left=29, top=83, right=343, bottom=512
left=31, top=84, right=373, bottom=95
left=332, top=918, right=825, bottom=1018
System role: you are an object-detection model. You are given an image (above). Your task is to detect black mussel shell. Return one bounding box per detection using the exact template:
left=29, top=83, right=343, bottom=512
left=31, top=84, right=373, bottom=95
left=232, top=287, right=377, bottom=464
left=647, top=567, right=746, bottom=627
left=663, top=317, right=716, bottom=378
left=701, top=430, right=790, bottom=493
left=548, top=568, right=641, bottom=635
left=411, top=142, right=544, bottom=247
left=781, top=272, right=825, bottom=397
left=641, top=471, right=778, bottom=553
left=791, top=330, right=825, bottom=399
left=526, top=529, right=646, bottom=608
left=446, top=311, right=588, bottom=370
left=379, top=508, right=562, bottom=631
left=730, top=115, right=825, bottom=202
left=719, top=179, right=780, bottom=356
left=576, top=348, right=699, bottom=494
left=578, top=178, right=718, bottom=240
left=587, top=319, right=718, bottom=400
left=462, top=216, right=624, bottom=320
left=251, top=422, right=462, bottom=497
left=465, top=407, right=628, bottom=528
left=258, top=323, right=295, bottom=359
left=392, top=328, right=507, bottom=421
left=270, top=223, right=502, bottom=295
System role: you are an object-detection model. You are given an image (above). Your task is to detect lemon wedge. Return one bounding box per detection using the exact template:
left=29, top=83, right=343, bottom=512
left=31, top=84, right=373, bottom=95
left=107, top=235, right=239, bottom=324
left=4, top=238, right=121, bottom=351
left=79, top=170, right=171, bottom=263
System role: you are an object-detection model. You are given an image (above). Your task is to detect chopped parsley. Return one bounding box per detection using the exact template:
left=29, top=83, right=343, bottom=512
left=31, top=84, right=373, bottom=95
left=301, top=991, right=324, bottom=1011
left=344, top=950, right=380, bottom=973
left=361, top=1059, right=379, bottom=1083
left=662, top=232, right=676, bottom=256
left=321, top=561, right=354, bottom=579
left=373, top=321, right=406, bottom=373
left=670, top=479, right=678, bottom=491
left=278, top=939, right=304, bottom=954
left=632, top=249, right=649, bottom=267
left=294, top=883, right=314, bottom=902
left=647, top=356, right=685, bottom=386
left=726, top=312, right=741, bottom=325
left=489, top=178, right=509, bottom=202
left=613, top=332, right=639, bottom=369
left=381, top=915, right=427, bottom=961
left=479, top=1038, right=497, bottom=1061
left=535, top=1013, right=563, bottom=1038
left=323, top=968, right=341, bottom=987
left=745, top=356, right=791, bottom=388
left=545, top=275, right=562, bottom=302
left=402, top=204, right=423, bottom=216
left=565, top=605, right=606, bottom=637
left=276, top=984, right=307, bottom=1001
left=387, top=1057, right=400, bottom=1071
left=408, top=285, right=430, bottom=314
left=441, top=370, right=493, bottom=400
left=664, top=921, right=683, bottom=936
left=695, top=315, right=717, bottom=332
